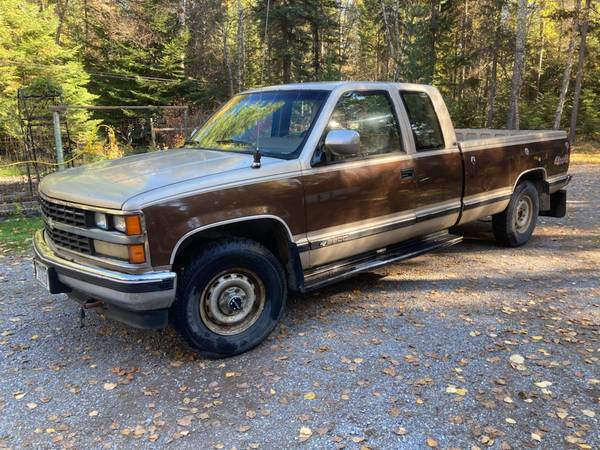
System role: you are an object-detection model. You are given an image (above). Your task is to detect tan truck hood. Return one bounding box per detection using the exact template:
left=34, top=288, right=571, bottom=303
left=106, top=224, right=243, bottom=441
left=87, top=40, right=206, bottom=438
left=39, top=149, right=291, bottom=210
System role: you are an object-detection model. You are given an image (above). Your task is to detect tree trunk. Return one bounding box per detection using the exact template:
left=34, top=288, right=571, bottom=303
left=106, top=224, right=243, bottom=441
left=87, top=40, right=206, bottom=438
left=459, top=0, right=469, bottom=101
left=553, top=0, right=581, bottom=129
left=55, top=0, right=69, bottom=44
left=568, top=0, right=591, bottom=144
left=427, top=0, right=439, bottom=83
left=311, top=4, right=321, bottom=79
left=535, top=1, right=545, bottom=94
left=222, top=22, right=234, bottom=97
left=486, top=1, right=502, bottom=128
left=282, top=16, right=291, bottom=83
left=379, top=0, right=398, bottom=80
left=236, top=0, right=245, bottom=92
left=506, top=0, right=528, bottom=129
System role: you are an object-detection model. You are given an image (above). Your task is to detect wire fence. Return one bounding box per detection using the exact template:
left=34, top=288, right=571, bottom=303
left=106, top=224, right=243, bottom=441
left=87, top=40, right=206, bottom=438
left=0, top=103, right=208, bottom=216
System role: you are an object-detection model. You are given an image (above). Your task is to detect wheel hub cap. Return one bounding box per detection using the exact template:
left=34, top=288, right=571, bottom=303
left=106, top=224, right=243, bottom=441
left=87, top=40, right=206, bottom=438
left=515, top=196, right=532, bottom=233
left=199, top=270, right=266, bottom=336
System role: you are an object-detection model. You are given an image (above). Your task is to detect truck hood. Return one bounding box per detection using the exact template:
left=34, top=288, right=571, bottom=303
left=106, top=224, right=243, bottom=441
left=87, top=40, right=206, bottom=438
left=39, top=149, right=297, bottom=210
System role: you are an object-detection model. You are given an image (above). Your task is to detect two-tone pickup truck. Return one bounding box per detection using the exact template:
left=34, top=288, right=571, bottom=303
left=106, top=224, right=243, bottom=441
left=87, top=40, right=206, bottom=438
left=33, top=81, right=571, bottom=357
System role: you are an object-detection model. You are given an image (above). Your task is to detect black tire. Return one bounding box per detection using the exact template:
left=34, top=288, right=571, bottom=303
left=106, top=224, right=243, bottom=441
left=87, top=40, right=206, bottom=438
left=492, top=180, right=539, bottom=247
left=173, top=238, right=287, bottom=358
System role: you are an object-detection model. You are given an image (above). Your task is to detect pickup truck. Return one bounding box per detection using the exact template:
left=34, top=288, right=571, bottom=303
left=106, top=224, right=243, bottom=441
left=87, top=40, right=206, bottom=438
left=33, top=81, right=571, bottom=357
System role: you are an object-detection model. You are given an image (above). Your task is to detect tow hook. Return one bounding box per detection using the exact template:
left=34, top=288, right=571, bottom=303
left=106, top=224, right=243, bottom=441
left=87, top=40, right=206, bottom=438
left=79, top=300, right=103, bottom=328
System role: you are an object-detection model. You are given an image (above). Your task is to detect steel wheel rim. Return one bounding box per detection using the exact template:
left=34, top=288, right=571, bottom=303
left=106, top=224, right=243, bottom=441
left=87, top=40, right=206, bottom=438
left=199, top=268, right=266, bottom=336
left=515, top=195, right=533, bottom=233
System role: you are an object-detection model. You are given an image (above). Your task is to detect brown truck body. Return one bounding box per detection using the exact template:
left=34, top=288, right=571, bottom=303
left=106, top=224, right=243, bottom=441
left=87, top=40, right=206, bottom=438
left=33, top=82, right=570, bottom=352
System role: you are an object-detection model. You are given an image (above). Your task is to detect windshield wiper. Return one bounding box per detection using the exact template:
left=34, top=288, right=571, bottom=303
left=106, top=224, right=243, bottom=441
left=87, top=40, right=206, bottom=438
left=215, top=138, right=255, bottom=147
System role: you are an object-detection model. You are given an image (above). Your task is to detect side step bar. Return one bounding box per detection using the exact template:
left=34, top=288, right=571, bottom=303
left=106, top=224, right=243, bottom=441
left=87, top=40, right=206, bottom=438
left=301, top=230, right=462, bottom=292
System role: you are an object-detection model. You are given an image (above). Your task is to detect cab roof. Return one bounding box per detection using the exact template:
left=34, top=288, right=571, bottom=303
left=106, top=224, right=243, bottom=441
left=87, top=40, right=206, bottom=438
left=244, top=81, right=432, bottom=94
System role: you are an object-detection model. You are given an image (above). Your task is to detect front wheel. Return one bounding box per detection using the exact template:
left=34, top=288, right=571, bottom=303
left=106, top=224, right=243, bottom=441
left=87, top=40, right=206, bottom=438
left=492, top=180, right=539, bottom=247
left=173, top=239, right=287, bottom=358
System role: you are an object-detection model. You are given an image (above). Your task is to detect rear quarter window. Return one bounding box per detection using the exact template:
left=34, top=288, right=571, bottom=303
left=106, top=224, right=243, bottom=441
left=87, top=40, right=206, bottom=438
left=400, top=91, right=444, bottom=152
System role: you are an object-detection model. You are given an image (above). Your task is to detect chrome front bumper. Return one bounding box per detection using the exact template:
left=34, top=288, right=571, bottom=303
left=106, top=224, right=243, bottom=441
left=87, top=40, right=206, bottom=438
left=33, top=230, right=177, bottom=312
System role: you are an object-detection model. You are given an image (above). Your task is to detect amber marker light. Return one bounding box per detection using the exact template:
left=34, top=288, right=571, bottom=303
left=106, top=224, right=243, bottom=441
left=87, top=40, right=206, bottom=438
left=128, top=244, right=146, bottom=264
left=125, top=215, right=142, bottom=236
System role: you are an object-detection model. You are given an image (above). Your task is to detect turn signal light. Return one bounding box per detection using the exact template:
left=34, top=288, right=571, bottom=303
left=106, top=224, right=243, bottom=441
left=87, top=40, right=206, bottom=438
left=125, top=215, right=142, bottom=236
left=128, top=244, right=146, bottom=264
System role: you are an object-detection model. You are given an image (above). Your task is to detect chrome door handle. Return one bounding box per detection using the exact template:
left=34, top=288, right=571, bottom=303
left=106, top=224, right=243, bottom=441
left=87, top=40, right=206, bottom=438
left=400, top=167, right=415, bottom=179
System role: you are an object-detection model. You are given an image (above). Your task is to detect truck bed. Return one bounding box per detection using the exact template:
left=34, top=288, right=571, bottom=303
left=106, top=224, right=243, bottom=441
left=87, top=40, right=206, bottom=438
left=455, top=128, right=567, bottom=150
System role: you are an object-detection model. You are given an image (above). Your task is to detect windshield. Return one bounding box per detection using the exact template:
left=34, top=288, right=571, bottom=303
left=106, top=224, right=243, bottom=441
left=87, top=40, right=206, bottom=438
left=191, top=90, right=329, bottom=158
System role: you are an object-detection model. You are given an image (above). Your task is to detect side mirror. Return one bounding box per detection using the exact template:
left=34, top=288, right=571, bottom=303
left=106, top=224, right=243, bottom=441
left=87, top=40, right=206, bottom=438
left=325, top=129, right=360, bottom=156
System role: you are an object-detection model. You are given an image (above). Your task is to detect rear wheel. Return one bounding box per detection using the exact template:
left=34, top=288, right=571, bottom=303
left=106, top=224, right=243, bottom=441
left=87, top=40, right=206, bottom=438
left=492, top=180, right=539, bottom=247
left=173, top=239, right=287, bottom=358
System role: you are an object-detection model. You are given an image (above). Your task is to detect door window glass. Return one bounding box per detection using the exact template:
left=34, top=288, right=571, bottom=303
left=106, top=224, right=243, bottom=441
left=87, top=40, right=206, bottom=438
left=318, top=91, right=403, bottom=163
left=400, top=91, right=444, bottom=151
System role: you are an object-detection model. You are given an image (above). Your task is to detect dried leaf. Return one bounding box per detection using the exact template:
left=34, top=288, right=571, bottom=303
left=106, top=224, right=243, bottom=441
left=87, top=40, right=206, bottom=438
left=299, top=426, right=312, bottom=442
left=177, top=416, right=193, bottom=427
left=304, top=392, right=317, bottom=400
left=426, top=437, right=438, bottom=448
left=581, top=409, right=595, bottom=418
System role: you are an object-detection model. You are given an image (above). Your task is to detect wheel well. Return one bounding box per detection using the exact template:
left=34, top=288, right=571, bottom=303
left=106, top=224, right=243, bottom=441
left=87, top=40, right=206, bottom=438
left=172, top=218, right=300, bottom=285
left=515, top=169, right=545, bottom=191
left=515, top=168, right=550, bottom=210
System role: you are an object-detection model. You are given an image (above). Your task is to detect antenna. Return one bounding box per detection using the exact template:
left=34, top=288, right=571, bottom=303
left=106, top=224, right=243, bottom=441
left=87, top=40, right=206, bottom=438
left=252, top=91, right=263, bottom=168
left=251, top=149, right=262, bottom=169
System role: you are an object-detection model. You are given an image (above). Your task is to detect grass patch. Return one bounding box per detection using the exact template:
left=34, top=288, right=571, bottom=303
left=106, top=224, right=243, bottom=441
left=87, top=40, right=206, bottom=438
left=0, top=164, right=25, bottom=177
left=571, top=141, right=600, bottom=164
left=571, top=152, right=600, bottom=164
left=0, top=216, right=43, bottom=253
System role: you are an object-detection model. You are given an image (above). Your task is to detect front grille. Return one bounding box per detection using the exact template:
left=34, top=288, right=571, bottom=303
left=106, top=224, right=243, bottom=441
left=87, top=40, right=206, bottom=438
left=40, top=196, right=92, bottom=255
left=46, top=226, right=93, bottom=255
left=39, top=196, right=87, bottom=227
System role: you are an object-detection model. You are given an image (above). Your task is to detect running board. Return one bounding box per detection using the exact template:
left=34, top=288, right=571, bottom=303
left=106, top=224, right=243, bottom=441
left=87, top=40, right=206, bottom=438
left=301, top=231, right=462, bottom=292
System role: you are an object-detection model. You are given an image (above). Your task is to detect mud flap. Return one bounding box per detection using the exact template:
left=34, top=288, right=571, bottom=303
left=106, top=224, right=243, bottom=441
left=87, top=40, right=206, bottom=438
left=541, top=189, right=567, bottom=218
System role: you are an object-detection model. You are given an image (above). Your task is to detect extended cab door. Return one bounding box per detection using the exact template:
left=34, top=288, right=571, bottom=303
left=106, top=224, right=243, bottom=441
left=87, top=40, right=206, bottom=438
left=302, top=89, right=417, bottom=268
left=399, top=90, right=463, bottom=232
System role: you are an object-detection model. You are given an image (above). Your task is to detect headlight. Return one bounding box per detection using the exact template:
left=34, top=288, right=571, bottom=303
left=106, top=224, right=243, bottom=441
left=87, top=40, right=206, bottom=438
left=113, top=215, right=127, bottom=233
left=95, top=213, right=142, bottom=235
left=94, top=212, right=108, bottom=230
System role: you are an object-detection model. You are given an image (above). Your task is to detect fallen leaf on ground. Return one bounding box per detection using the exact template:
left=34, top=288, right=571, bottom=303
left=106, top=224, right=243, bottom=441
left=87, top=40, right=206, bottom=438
left=426, top=437, right=438, bottom=448
left=509, top=354, right=526, bottom=370
left=394, top=427, right=407, bottom=436
left=299, top=426, right=312, bottom=442
left=103, top=382, right=117, bottom=391
left=177, top=416, right=193, bottom=427
left=446, top=385, right=467, bottom=396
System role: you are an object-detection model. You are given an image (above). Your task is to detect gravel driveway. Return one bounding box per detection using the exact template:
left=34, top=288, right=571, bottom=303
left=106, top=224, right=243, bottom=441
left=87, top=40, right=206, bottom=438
left=1, top=165, right=598, bottom=450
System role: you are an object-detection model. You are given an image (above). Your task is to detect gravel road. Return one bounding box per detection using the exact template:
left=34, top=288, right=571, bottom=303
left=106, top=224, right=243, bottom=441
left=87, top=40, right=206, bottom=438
left=1, top=165, right=598, bottom=450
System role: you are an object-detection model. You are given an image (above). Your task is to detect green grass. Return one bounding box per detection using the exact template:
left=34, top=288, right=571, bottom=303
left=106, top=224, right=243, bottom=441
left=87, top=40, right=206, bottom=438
left=0, top=216, right=43, bottom=253
left=571, top=141, right=600, bottom=164
left=0, top=165, right=25, bottom=177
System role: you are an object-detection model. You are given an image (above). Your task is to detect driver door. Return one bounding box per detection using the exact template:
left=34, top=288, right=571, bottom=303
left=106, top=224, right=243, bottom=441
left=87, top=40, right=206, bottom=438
left=302, top=90, right=417, bottom=268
